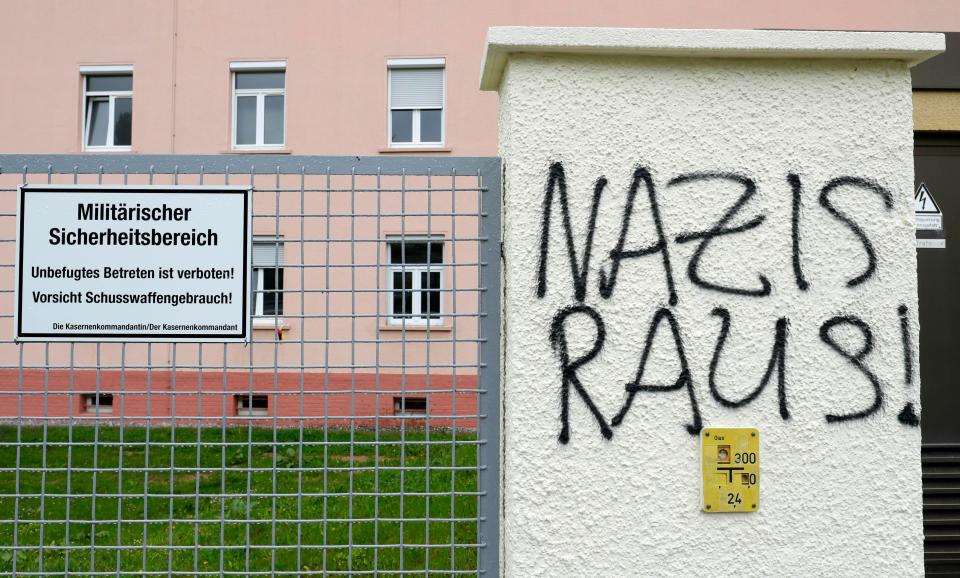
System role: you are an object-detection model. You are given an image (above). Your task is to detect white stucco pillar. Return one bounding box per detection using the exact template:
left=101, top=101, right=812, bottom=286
left=481, top=28, right=943, bottom=576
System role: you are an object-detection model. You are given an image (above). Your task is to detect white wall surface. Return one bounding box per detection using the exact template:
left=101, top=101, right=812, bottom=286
left=492, top=29, right=939, bottom=577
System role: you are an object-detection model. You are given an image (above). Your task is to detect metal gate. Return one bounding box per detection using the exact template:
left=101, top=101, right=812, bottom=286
left=0, top=154, right=501, bottom=576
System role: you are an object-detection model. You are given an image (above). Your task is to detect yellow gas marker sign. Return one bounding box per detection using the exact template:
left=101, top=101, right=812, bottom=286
left=702, top=428, right=759, bottom=513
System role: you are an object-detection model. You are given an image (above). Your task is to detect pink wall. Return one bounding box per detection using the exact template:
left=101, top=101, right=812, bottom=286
left=1, top=1, right=955, bottom=421
left=2, top=0, right=957, bottom=156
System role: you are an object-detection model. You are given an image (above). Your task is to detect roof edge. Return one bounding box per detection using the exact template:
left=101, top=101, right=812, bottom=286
left=480, top=27, right=945, bottom=91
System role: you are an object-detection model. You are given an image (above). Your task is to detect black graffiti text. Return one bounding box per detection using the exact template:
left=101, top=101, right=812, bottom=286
left=535, top=162, right=917, bottom=444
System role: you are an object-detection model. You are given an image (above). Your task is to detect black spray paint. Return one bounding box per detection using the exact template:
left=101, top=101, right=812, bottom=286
left=550, top=304, right=613, bottom=444
left=537, top=162, right=605, bottom=302
left=670, top=172, right=771, bottom=298
left=611, top=307, right=703, bottom=435
left=898, top=403, right=920, bottom=426
left=818, top=177, right=893, bottom=288
left=537, top=163, right=679, bottom=306
left=598, top=166, right=678, bottom=306
left=897, top=304, right=920, bottom=427
left=788, top=173, right=810, bottom=291
left=534, top=163, right=917, bottom=441
left=819, top=316, right=883, bottom=423
left=708, top=307, right=790, bottom=419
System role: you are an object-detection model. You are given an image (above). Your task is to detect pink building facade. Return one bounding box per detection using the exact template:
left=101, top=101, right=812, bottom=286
left=1, top=0, right=959, bottom=425
left=5, top=0, right=960, bottom=157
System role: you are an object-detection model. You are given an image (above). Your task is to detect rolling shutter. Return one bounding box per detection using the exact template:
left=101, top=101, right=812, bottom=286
left=252, top=239, right=284, bottom=267
left=390, top=68, right=444, bottom=109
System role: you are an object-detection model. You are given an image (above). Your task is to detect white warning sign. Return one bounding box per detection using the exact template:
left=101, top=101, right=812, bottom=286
left=915, top=182, right=943, bottom=231
left=16, top=185, right=251, bottom=342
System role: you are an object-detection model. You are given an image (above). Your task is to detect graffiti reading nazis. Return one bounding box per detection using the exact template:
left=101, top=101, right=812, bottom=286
left=536, top=162, right=919, bottom=444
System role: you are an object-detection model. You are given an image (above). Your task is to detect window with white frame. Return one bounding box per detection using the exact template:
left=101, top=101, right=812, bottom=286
left=232, top=62, right=285, bottom=149
left=82, top=66, right=133, bottom=150
left=388, top=59, right=444, bottom=147
left=387, top=237, right=443, bottom=325
left=235, top=394, right=268, bottom=417
left=252, top=238, right=284, bottom=317
left=82, top=393, right=114, bottom=415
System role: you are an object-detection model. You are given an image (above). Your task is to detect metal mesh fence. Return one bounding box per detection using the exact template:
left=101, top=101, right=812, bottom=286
left=0, top=155, right=501, bottom=576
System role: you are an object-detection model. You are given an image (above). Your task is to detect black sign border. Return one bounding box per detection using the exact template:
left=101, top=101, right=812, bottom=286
left=16, top=186, right=250, bottom=341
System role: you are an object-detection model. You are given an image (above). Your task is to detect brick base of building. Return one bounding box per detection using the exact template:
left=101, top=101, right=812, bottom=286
left=0, top=369, right=479, bottom=429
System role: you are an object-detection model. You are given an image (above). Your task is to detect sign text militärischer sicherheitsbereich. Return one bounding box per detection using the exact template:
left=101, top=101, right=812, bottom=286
left=48, top=202, right=218, bottom=247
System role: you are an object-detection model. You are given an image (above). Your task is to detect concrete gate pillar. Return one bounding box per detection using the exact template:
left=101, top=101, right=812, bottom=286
left=481, top=28, right=943, bottom=576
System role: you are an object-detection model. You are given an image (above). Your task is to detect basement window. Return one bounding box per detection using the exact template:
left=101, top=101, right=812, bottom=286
left=393, top=396, right=427, bottom=416
left=235, top=394, right=269, bottom=417
left=82, top=394, right=114, bottom=415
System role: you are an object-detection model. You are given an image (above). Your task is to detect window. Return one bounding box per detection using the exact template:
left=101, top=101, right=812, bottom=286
left=388, top=58, right=444, bottom=147
left=232, top=62, right=285, bottom=149
left=387, top=237, right=443, bottom=325
left=252, top=238, right=284, bottom=316
left=393, top=396, right=427, bottom=416
left=82, top=394, right=113, bottom=415
left=235, top=394, right=268, bottom=417
left=81, top=66, right=133, bottom=150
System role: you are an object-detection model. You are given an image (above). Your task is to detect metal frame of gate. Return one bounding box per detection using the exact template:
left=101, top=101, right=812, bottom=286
left=0, top=154, right=500, bottom=576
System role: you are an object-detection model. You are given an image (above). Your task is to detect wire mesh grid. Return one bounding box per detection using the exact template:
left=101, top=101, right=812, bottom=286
left=0, top=155, right=501, bottom=576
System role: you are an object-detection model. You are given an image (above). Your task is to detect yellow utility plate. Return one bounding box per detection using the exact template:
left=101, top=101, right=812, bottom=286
left=702, top=427, right=759, bottom=513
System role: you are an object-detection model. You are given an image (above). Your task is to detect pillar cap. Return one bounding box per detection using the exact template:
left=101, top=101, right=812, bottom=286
left=480, top=27, right=944, bottom=91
